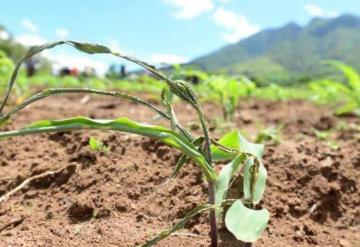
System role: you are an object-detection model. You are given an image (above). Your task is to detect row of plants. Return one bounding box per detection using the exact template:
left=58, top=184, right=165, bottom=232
left=1, top=47, right=360, bottom=119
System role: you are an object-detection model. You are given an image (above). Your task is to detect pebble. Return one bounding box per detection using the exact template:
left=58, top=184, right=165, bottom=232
left=339, top=239, right=351, bottom=247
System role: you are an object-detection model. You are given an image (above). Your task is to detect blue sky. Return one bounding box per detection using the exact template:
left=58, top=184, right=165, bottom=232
left=0, top=0, right=359, bottom=74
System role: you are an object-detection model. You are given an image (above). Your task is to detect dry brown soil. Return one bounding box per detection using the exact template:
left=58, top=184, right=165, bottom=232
left=0, top=94, right=359, bottom=246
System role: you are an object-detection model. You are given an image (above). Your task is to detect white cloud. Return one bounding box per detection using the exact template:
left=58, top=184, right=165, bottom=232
left=149, top=53, right=189, bottom=65
left=21, top=19, right=38, bottom=33
left=213, top=8, right=260, bottom=43
left=304, top=4, right=339, bottom=18
left=55, top=28, right=69, bottom=39
left=0, top=30, right=10, bottom=40
left=15, top=33, right=46, bottom=46
left=164, top=0, right=214, bottom=19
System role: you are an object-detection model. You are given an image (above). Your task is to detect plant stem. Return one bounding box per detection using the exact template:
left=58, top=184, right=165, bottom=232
left=195, top=106, right=212, bottom=164
left=189, top=91, right=217, bottom=246
left=208, top=181, right=219, bottom=247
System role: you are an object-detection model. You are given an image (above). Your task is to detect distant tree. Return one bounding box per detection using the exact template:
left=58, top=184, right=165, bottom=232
left=106, top=64, right=126, bottom=79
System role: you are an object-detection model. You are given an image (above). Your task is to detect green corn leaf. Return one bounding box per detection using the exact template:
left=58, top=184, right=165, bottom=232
left=0, top=41, right=68, bottom=113
left=169, top=154, right=189, bottom=179
left=0, top=40, right=168, bottom=114
left=67, top=41, right=112, bottom=54
left=142, top=204, right=214, bottom=247
left=211, top=131, right=264, bottom=161
left=335, top=100, right=358, bottom=115
left=213, top=131, right=267, bottom=204
left=89, top=136, right=100, bottom=150
left=0, top=40, right=111, bottom=113
left=161, top=86, right=178, bottom=131
left=161, top=86, right=174, bottom=105
left=25, top=41, right=65, bottom=58
left=0, top=87, right=193, bottom=142
left=225, top=200, right=269, bottom=243
left=192, top=136, right=205, bottom=147
left=243, top=158, right=267, bottom=204
left=215, top=154, right=246, bottom=218
left=0, top=117, right=216, bottom=181
left=211, top=131, right=240, bottom=161
left=238, top=132, right=264, bottom=160
left=169, top=136, right=206, bottom=180
left=324, top=60, right=360, bottom=91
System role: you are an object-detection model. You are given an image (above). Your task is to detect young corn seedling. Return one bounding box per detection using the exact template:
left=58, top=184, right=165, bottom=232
left=89, top=136, right=110, bottom=154
left=308, top=61, right=360, bottom=115
left=204, top=76, right=255, bottom=121
left=0, top=41, right=269, bottom=246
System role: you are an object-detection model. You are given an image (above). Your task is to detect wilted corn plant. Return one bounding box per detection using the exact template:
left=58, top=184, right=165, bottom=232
left=0, top=41, right=269, bottom=247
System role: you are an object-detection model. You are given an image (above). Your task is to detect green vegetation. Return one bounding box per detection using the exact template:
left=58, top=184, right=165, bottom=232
left=89, top=136, right=110, bottom=154
left=0, top=12, right=359, bottom=247
left=255, top=125, right=283, bottom=145
left=1, top=46, right=359, bottom=118
left=0, top=50, right=13, bottom=89
left=0, top=41, right=270, bottom=247
left=0, top=25, right=26, bottom=61
left=197, top=75, right=255, bottom=120
left=309, top=60, right=360, bottom=115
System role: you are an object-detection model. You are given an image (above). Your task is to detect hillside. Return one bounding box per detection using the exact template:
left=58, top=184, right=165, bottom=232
left=190, top=14, right=360, bottom=84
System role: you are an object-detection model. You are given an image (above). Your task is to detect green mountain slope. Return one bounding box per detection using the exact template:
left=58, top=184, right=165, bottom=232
left=190, top=14, right=360, bottom=84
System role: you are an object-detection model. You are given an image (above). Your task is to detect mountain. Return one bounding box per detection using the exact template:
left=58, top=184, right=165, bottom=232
left=190, top=14, right=360, bottom=85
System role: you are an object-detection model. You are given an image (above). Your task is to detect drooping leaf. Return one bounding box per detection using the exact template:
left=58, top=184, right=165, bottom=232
left=67, top=41, right=112, bottom=54
left=0, top=41, right=70, bottom=113
left=225, top=200, right=269, bottom=243
left=169, top=153, right=189, bottom=179
left=211, top=131, right=240, bottom=161
left=0, top=40, right=168, bottom=115
left=161, top=86, right=178, bottom=131
left=0, top=87, right=193, bottom=142
left=0, top=117, right=216, bottom=181
left=211, top=131, right=264, bottom=161
left=215, top=153, right=246, bottom=217
left=243, top=158, right=267, bottom=204
left=238, top=132, right=264, bottom=160
left=0, top=40, right=112, bottom=113
left=169, top=136, right=206, bottom=180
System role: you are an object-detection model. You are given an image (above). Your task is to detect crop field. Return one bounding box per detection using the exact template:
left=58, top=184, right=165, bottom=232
left=0, top=38, right=360, bottom=247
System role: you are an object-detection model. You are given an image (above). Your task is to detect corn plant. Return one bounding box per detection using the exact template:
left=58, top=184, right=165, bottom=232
left=255, top=125, right=283, bottom=145
left=89, top=136, right=110, bottom=154
left=308, top=61, right=360, bottom=115
left=199, top=76, right=255, bottom=120
left=0, top=41, right=269, bottom=246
